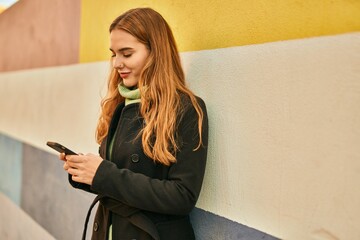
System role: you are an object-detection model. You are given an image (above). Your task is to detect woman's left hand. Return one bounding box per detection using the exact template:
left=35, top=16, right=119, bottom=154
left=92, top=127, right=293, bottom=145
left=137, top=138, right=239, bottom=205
left=65, top=153, right=103, bottom=185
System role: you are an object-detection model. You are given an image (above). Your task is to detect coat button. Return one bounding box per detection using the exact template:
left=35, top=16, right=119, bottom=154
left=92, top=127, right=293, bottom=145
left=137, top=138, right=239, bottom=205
left=93, top=222, right=99, bottom=232
left=130, top=154, right=139, bottom=163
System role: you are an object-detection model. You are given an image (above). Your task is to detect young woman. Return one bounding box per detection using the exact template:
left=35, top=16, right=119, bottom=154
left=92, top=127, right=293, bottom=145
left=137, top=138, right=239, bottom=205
left=60, top=7, right=208, bottom=240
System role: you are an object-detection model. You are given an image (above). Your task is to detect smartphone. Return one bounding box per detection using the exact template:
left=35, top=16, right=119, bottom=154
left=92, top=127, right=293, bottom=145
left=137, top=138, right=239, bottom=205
left=46, top=141, right=77, bottom=155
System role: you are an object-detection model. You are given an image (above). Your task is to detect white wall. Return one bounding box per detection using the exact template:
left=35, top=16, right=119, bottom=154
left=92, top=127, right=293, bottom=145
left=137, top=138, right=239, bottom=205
left=0, top=32, right=359, bottom=240
left=0, top=193, right=56, bottom=239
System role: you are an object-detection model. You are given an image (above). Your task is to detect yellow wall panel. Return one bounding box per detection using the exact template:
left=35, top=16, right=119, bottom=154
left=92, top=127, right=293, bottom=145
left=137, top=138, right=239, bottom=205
left=80, top=0, right=360, bottom=62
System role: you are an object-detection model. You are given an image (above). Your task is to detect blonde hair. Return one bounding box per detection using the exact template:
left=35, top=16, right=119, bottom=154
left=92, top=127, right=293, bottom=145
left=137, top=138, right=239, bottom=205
left=96, top=8, right=204, bottom=166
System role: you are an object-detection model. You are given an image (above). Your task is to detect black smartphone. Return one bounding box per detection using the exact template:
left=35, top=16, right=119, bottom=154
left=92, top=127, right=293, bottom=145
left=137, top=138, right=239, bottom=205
left=46, top=141, right=77, bottom=155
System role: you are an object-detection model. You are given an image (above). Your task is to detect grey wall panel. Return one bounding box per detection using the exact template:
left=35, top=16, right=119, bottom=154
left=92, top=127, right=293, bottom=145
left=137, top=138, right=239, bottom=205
left=21, top=144, right=95, bottom=240
left=190, top=208, right=279, bottom=240
left=0, top=133, right=22, bottom=205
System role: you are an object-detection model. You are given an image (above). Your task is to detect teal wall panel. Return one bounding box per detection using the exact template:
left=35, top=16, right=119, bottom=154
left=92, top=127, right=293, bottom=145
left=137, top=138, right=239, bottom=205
left=0, top=133, right=22, bottom=205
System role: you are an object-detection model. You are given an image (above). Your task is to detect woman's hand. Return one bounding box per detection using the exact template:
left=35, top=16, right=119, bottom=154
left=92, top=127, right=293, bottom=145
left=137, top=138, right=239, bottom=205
left=60, top=153, right=103, bottom=185
left=59, top=153, right=69, bottom=170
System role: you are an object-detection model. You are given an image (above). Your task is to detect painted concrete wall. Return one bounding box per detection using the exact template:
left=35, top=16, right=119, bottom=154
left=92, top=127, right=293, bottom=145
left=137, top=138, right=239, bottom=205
left=1, top=0, right=360, bottom=239
left=0, top=0, right=80, bottom=72
left=1, top=32, right=359, bottom=239
left=0, top=133, right=276, bottom=239
left=79, top=0, right=360, bottom=62
left=0, top=134, right=22, bottom=205
left=0, top=193, right=55, bottom=240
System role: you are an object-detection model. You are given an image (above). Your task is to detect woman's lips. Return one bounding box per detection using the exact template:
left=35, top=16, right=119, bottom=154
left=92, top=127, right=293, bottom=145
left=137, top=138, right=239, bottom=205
left=120, top=72, right=130, bottom=78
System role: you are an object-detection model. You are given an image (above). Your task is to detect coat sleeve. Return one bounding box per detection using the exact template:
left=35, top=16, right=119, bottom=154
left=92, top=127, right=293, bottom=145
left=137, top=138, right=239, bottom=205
left=90, top=98, right=209, bottom=215
left=68, top=174, right=96, bottom=193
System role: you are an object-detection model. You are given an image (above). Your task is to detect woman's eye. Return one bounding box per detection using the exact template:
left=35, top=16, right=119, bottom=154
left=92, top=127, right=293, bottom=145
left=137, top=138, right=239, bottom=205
left=123, top=53, right=132, bottom=58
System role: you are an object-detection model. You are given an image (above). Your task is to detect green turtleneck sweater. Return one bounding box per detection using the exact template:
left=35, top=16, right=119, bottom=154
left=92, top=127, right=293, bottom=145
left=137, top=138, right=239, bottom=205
left=118, top=84, right=141, bottom=106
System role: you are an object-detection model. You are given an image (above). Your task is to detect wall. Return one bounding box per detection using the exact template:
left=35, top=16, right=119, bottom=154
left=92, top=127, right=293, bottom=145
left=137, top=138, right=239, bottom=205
left=0, top=0, right=80, bottom=72
left=0, top=0, right=359, bottom=239
left=79, top=0, right=360, bottom=62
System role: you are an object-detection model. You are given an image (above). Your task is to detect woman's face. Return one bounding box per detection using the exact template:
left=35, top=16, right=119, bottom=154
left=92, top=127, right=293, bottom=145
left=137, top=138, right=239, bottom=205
left=110, top=29, right=149, bottom=88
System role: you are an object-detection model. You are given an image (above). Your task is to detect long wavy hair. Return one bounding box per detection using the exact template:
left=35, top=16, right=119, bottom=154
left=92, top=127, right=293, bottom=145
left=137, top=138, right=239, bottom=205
left=96, top=8, right=204, bottom=166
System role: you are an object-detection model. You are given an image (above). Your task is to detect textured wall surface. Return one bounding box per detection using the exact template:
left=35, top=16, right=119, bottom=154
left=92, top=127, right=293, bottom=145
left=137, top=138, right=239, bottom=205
left=21, top=144, right=95, bottom=240
left=0, top=133, right=277, bottom=239
left=0, top=134, right=96, bottom=239
left=1, top=32, right=359, bottom=239
left=0, top=0, right=80, bottom=72
left=79, top=0, right=360, bottom=62
left=190, top=208, right=277, bottom=240
left=0, top=134, right=22, bottom=205
left=0, top=193, right=55, bottom=240
left=1, top=0, right=360, bottom=239
left=181, top=33, right=360, bottom=239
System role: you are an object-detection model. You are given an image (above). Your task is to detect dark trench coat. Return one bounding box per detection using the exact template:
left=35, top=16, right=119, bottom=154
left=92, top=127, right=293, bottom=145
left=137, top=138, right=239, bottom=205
left=70, top=96, right=208, bottom=240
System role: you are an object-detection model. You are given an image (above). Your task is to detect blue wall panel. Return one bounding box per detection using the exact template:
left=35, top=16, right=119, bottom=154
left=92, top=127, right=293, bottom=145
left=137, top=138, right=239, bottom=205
left=190, top=208, right=278, bottom=240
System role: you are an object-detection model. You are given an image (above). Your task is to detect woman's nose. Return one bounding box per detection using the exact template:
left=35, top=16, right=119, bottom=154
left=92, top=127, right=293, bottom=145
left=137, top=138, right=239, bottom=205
left=113, top=57, right=124, bottom=69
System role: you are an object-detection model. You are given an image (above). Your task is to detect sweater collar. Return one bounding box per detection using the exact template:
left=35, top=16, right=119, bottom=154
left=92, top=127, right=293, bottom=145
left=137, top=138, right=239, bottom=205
left=118, top=84, right=141, bottom=106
